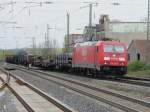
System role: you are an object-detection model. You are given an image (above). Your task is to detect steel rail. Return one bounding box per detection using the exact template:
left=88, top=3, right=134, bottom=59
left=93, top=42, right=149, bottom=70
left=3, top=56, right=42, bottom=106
left=0, top=76, right=7, bottom=90
left=6, top=83, right=35, bottom=112
left=123, top=76, right=150, bottom=81
left=12, top=64, right=150, bottom=87
left=6, top=64, right=150, bottom=87
left=11, top=67, right=150, bottom=112
left=0, top=70, right=35, bottom=112
left=108, top=78, right=150, bottom=87
left=0, top=67, right=74, bottom=112
left=17, top=67, right=150, bottom=108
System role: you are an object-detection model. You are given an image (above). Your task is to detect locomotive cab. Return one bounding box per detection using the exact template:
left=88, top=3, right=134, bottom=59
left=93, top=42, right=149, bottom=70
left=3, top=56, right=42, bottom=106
left=96, top=41, right=128, bottom=75
left=72, top=40, right=128, bottom=77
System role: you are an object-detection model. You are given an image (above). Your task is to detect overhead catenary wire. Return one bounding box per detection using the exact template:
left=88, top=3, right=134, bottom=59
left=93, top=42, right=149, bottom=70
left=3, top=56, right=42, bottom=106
left=45, top=1, right=147, bottom=27
left=0, top=0, right=148, bottom=49
left=0, top=1, right=147, bottom=22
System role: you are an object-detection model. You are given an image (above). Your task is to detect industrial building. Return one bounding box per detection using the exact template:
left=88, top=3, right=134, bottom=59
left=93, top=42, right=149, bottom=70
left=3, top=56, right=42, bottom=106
left=64, top=15, right=147, bottom=52
left=128, top=40, right=150, bottom=64
left=107, top=21, right=147, bottom=45
left=84, top=15, right=147, bottom=46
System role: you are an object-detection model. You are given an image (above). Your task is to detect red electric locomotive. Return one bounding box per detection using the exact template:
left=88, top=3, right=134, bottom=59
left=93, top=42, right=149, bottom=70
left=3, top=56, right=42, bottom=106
left=72, top=41, right=127, bottom=77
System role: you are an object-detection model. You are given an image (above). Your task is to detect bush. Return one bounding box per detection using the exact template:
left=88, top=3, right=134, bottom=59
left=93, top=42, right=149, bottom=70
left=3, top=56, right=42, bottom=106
left=142, top=64, right=150, bottom=70
left=128, top=61, right=146, bottom=72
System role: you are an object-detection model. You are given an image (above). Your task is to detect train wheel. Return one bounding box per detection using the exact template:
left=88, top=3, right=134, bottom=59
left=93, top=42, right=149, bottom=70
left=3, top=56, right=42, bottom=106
left=68, top=67, right=72, bottom=73
left=100, top=72, right=106, bottom=79
left=92, top=70, right=97, bottom=78
left=85, top=69, right=89, bottom=76
left=95, top=71, right=106, bottom=79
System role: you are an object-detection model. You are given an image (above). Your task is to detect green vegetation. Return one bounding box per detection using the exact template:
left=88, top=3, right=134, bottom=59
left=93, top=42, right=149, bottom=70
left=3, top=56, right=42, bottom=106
left=127, top=70, right=150, bottom=78
left=127, top=61, right=150, bottom=78
left=128, top=61, right=145, bottom=72
left=0, top=50, right=15, bottom=61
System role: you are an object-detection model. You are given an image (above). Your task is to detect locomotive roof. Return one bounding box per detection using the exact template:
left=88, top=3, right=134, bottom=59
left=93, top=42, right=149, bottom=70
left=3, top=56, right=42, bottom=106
left=74, top=41, right=125, bottom=47
left=97, top=41, right=125, bottom=45
left=74, top=41, right=97, bottom=47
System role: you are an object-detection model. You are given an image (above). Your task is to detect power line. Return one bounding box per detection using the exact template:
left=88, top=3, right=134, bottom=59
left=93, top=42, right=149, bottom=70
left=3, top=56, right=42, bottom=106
left=66, top=12, right=70, bottom=52
left=0, top=21, right=17, bottom=24
left=147, top=0, right=150, bottom=40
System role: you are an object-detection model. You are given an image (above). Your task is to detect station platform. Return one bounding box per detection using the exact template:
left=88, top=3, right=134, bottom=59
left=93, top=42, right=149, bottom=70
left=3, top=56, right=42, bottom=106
left=0, top=71, right=64, bottom=112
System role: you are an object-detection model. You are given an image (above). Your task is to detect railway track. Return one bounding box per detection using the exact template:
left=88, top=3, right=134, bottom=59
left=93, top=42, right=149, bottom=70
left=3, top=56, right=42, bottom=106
left=108, top=77, right=150, bottom=87
left=3, top=65, right=150, bottom=112
left=6, top=63, right=150, bottom=87
left=124, top=76, right=150, bottom=82
left=0, top=68, right=74, bottom=112
left=0, top=72, right=35, bottom=112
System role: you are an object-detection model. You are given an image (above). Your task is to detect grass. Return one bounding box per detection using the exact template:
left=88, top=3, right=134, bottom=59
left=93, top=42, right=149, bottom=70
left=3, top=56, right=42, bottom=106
left=126, top=70, right=150, bottom=78
left=126, top=61, right=150, bottom=78
left=96, top=81, right=150, bottom=97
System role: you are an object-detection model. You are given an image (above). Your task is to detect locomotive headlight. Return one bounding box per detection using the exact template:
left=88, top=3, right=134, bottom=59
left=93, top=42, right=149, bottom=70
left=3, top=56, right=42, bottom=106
left=104, top=57, right=110, bottom=61
left=119, top=57, right=125, bottom=61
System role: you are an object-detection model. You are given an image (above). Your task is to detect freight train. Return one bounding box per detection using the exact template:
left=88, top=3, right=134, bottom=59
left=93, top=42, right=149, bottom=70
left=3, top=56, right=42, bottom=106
left=5, top=40, right=128, bottom=77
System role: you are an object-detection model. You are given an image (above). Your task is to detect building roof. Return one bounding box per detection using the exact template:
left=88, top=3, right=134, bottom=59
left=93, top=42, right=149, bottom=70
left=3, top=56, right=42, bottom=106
left=128, top=40, right=150, bottom=54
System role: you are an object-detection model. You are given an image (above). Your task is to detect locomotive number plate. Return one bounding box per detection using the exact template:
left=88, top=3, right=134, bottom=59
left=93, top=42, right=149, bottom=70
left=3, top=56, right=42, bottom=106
left=111, top=58, right=118, bottom=61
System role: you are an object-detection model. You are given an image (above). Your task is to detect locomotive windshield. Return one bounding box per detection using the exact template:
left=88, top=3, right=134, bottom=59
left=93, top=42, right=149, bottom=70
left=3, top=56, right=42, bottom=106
left=104, top=45, right=124, bottom=53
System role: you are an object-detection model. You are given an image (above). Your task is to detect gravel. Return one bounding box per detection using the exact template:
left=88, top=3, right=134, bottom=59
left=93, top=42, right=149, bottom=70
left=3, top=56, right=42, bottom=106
left=0, top=88, right=27, bottom=112
left=11, top=70, right=124, bottom=112
left=41, top=70, right=150, bottom=102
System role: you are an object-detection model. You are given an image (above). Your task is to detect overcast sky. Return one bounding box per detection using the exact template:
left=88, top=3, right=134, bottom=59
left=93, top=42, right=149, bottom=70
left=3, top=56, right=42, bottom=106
left=0, top=0, right=148, bottom=49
